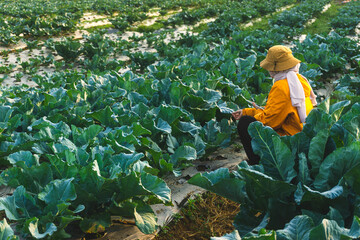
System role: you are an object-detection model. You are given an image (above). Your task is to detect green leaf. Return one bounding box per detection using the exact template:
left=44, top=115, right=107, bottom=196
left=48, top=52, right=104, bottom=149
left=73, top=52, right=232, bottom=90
left=140, top=172, right=171, bottom=203
left=0, top=106, right=13, bottom=123
left=0, top=219, right=17, bottom=240
left=236, top=168, right=296, bottom=209
left=134, top=204, right=157, bottom=234
left=314, top=141, right=360, bottom=191
left=298, top=153, right=312, bottom=185
left=131, top=102, right=150, bottom=119
left=74, top=204, right=85, bottom=214
left=276, top=215, right=314, bottom=240
left=317, top=98, right=330, bottom=114
left=326, top=207, right=344, bottom=227
left=0, top=185, right=41, bottom=221
left=294, top=184, right=343, bottom=206
left=30, top=118, right=71, bottom=137
left=270, top=136, right=297, bottom=182
left=128, top=92, right=148, bottom=105
left=338, top=103, right=360, bottom=123
left=112, top=172, right=149, bottom=202
left=194, top=42, right=207, bottom=56
left=199, top=88, right=222, bottom=104
left=308, top=129, right=330, bottom=175
left=72, top=125, right=103, bottom=146
left=47, top=154, right=79, bottom=179
left=170, top=82, right=189, bottom=106
left=329, top=100, right=351, bottom=122
left=303, top=109, right=333, bottom=135
left=220, top=61, right=236, bottom=79
left=248, top=122, right=296, bottom=182
left=0, top=194, right=20, bottom=221
left=217, top=101, right=237, bottom=114
left=27, top=218, right=57, bottom=239
left=157, top=105, right=187, bottom=125
left=1, top=163, right=53, bottom=193
left=38, top=178, right=76, bottom=204
left=155, top=118, right=172, bottom=134
left=347, top=216, right=360, bottom=238
left=178, top=121, right=201, bottom=136
left=166, top=134, right=179, bottom=154
left=196, top=69, right=207, bottom=83
left=87, top=106, right=118, bottom=127
left=202, top=119, right=231, bottom=148
left=233, top=210, right=270, bottom=237
left=111, top=152, right=144, bottom=174
left=300, top=210, right=324, bottom=226
left=235, top=55, right=257, bottom=72
left=189, top=168, right=246, bottom=203
left=54, top=137, right=77, bottom=153
left=131, top=122, right=151, bottom=136
left=308, top=219, right=346, bottom=240
left=190, top=106, right=217, bottom=123
left=343, top=164, right=360, bottom=194
left=194, top=134, right=206, bottom=157
left=287, top=132, right=310, bottom=161
left=7, top=151, right=39, bottom=168
left=330, top=106, right=358, bottom=149
left=75, top=165, right=105, bottom=204
left=267, top=198, right=297, bottom=230
left=170, top=146, right=197, bottom=166
left=14, top=186, right=41, bottom=218
left=343, top=115, right=360, bottom=141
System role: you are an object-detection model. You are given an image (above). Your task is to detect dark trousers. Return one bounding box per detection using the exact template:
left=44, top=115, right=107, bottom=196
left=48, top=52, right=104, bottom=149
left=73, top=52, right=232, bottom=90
left=237, top=116, right=260, bottom=165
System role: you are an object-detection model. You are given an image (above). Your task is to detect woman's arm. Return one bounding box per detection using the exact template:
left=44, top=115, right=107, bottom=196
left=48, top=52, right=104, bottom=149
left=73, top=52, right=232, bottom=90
left=242, top=82, right=292, bottom=130
left=253, top=83, right=291, bottom=129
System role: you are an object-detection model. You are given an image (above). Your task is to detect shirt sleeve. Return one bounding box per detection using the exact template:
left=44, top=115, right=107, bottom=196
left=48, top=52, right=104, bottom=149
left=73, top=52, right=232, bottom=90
left=244, top=83, right=291, bottom=130
left=242, top=107, right=261, bottom=117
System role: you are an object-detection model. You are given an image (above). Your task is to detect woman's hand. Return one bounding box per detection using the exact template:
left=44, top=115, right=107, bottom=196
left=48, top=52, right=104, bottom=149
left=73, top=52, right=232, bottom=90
left=231, top=109, right=243, bottom=120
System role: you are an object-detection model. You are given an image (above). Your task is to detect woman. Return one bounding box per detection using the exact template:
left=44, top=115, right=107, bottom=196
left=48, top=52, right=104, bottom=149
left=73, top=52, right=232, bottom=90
left=232, top=45, right=317, bottom=165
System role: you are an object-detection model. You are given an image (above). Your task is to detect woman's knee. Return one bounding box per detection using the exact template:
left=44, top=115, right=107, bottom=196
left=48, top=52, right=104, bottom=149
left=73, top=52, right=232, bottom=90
left=237, top=115, right=257, bottom=135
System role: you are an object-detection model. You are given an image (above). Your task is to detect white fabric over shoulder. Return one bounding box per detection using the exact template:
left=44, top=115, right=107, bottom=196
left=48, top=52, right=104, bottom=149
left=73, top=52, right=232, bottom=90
left=270, top=63, right=314, bottom=123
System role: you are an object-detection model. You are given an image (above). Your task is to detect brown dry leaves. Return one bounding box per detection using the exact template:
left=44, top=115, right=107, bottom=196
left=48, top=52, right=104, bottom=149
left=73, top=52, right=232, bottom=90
left=155, top=191, right=240, bottom=240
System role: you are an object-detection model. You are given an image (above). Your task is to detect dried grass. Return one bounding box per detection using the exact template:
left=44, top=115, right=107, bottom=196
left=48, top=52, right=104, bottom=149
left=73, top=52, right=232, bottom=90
left=155, top=191, right=240, bottom=240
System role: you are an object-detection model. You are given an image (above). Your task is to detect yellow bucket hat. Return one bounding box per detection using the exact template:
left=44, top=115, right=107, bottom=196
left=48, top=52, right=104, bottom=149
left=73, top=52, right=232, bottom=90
left=260, top=45, right=301, bottom=71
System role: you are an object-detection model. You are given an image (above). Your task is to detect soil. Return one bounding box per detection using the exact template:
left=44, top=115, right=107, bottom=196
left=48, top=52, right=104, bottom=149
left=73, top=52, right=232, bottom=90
left=154, top=191, right=240, bottom=240
left=0, top=211, right=5, bottom=221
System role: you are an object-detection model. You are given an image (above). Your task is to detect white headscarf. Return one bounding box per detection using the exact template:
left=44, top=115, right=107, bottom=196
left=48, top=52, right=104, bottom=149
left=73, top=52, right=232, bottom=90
left=269, top=63, right=317, bottom=123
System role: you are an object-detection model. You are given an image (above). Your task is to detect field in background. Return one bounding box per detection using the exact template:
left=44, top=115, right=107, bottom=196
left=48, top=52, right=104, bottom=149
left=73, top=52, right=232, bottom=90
left=0, top=0, right=360, bottom=239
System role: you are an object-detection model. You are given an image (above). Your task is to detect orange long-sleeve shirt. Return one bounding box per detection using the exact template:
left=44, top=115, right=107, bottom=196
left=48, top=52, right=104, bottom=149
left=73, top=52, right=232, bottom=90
left=242, top=74, right=314, bottom=136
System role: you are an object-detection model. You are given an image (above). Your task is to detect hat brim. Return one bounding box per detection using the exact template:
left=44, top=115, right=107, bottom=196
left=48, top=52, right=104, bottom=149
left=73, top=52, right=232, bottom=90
left=260, top=55, right=301, bottom=71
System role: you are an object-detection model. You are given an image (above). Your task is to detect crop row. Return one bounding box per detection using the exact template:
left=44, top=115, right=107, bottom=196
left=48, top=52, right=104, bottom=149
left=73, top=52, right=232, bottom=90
left=4, top=17, right=359, bottom=88
left=268, top=0, right=331, bottom=37
left=0, top=0, right=337, bottom=79
left=330, top=0, right=360, bottom=36
left=0, top=0, right=228, bottom=46
left=158, top=0, right=296, bottom=29
left=0, top=0, right=215, bottom=17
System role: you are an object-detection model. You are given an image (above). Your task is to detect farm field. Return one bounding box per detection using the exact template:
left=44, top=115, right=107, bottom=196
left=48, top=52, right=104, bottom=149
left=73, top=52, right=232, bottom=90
left=0, top=0, right=359, bottom=239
